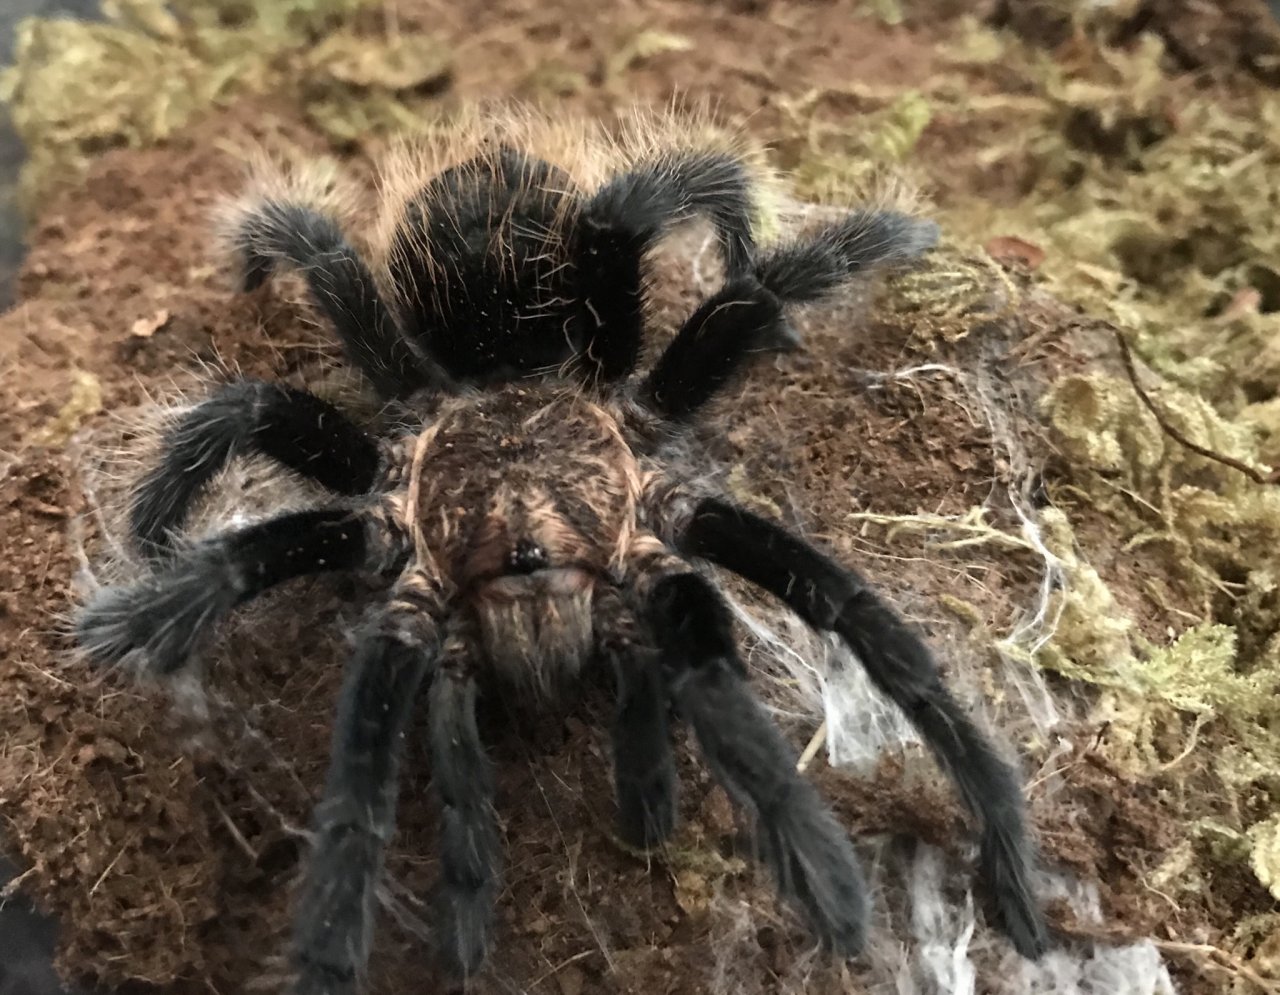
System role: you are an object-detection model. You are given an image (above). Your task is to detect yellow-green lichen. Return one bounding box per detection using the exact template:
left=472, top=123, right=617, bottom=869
left=0, top=0, right=455, bottom=205
left=880, top=242, right=1020, bottom=348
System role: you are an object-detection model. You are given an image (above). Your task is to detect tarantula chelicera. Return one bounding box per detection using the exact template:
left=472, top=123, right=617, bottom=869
left=75, top=108, right=1048, bottom=991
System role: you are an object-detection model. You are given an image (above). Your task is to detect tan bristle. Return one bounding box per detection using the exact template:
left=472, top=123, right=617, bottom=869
left=368, top=101, right=787, bottom=318
left=215, top=147, right=362, bottom=242
left=791, top=166, right=930, bottom=230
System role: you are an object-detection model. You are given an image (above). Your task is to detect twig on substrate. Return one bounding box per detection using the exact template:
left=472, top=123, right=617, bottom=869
left=89, top=834, right=135, bottom=896
left=0, top=864, right=38, bottom=899
left=1115, top=326, right=1280, bottom=486
left=528, top=949, right=596, bottom=991
left=852, top=361, right=966, bottom=389
left=1154, top=939, right=1280, bottom=995
left=212, top=797, right=260, bottom=862
left=795, top=719, right=828, bottom=773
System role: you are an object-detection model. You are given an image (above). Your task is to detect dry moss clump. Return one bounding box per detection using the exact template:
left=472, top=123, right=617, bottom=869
left=983, top=10, right=1280, bottom=967
left=1041, top=366, right=1280, bottom=901
left=771, top=2, right=1280, bottom=971
left=0, top=0, right=453, bottom=208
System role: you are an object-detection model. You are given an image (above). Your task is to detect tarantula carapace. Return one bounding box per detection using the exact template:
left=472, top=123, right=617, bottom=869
left=75, top=108, right=1048, bottom=992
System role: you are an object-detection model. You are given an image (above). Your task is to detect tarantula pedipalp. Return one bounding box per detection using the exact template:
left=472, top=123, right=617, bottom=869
left=75, top=107, right=1048, bottom=993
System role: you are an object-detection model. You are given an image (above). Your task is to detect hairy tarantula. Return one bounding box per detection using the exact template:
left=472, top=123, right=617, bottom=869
left=75, top=109, right=1048, bottom=992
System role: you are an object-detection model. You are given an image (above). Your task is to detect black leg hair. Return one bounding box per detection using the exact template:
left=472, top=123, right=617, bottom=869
left=130, top=380, right=382, bottom=558
left=595, top=586, right=678, bottom=848
left=291, top=585, right=440, bottom=995
left=641, top=276, right=783, bottom=420
left=671, top=497, right=1049, bottom=960
left=573, top=152, right=757, bottom=381
left=387, top=147, right=583, bottom=381
left=639, top=212, right=938, bottom=421
left=428, top=654, right=500, bottom=980
left=225, top=198, right=448, bottom=398
left=647, top=572, right=869, bottom=955
left=76, top=507, right=403, bottom=675
left=755, top=210, right=939, bottom=304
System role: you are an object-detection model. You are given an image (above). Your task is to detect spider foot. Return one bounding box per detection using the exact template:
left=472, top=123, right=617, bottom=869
left=762, top=317, right=803, bottom=352
left=432, top=884, right=495, bottom=982
left=616, top=784, right=678, bottom=850
left=291, top=826, right=380, bottom=995
left=757, top=789, right=870, bottom=957
left=982, top=828, right=1051, bottom=959
left=74, top=573, right=232, bottom=674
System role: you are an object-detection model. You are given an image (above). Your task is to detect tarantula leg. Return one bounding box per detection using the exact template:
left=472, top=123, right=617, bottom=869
left=76, top=506, right=405, bottom=675
left=129, top=380, right=383, bottom=558
left=574, top=152, right=758, bottom=381
left=670, top=497, right=1050, bottom=960
left=596, top=586, right=678, bottom=848
left=646, top=571, right=869, bottom=955
left=292, top=581, right=441, bottom=995
left=428, top=654, right=500, bottom=979
left=754, top=210, right=939, bottom=304
left=641, top=276, right=784, bottom=420
left=636, top=211, right=940, bottom=418
left=222, top=198, right=448, bottom=397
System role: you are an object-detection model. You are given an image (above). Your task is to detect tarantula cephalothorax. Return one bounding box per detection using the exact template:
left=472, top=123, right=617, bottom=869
left=75, top=108, right=1048, bottom=992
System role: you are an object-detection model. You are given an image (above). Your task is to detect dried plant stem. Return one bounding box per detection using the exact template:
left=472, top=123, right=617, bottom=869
left=1154, top=938, right=1280, bottom=995
left=1115, top=327, right=1280, bottom=485
left=796, top=719, right=827, bottom=772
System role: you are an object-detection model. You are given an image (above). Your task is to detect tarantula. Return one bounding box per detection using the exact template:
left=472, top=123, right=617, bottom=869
left=75, top=109, right=1048, bottom=992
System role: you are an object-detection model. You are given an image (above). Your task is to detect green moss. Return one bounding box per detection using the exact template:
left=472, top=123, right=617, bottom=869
left=0, top=17, right=211, bottom=205
left=881, top=241, right=1020, bottom=348
left=0, top=0, right=453, bottom=206
left=768, top=10, right=1280, bottom=904
left=771, top=87, right=933, bottom=202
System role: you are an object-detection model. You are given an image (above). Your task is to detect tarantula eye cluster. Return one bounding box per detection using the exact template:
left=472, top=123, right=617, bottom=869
left=74, top=106, right=1048, bottom=993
